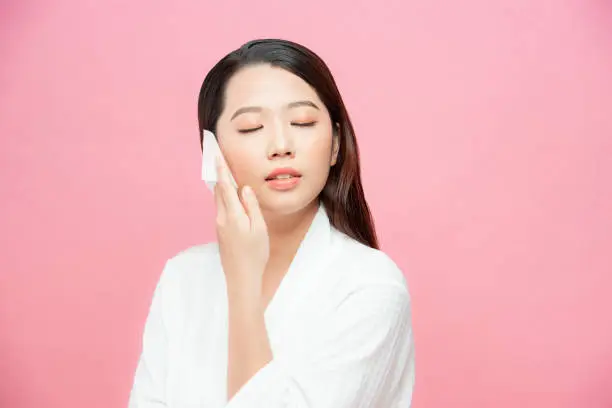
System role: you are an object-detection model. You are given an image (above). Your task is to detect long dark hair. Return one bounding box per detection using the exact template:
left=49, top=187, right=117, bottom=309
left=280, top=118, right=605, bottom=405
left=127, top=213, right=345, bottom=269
left=197, top=38, right=379, bottom=249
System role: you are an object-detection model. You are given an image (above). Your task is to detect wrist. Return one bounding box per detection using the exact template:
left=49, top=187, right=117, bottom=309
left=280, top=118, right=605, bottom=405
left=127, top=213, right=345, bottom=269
left=227, top=290, right=264, bottom=322
left=226, top=274, right=262, bottom=303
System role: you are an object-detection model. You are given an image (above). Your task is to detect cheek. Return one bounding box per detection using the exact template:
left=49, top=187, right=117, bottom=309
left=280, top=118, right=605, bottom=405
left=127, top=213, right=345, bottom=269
left=309, top=134, right=334, bottom=164
left=225, top=149, right=258, bottom=182
left=217, top=134, right=256, bottom=178
left=301, top=135, right=334, bottom=180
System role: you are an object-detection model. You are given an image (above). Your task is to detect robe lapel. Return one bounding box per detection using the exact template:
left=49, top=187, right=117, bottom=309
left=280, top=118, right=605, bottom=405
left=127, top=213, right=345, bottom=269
left=263, top=204, right=334, bottom=329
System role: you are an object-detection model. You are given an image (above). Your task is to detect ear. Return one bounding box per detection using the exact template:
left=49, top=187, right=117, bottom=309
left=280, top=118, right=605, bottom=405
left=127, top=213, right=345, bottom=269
left=330, top=123, right=341, bottom=166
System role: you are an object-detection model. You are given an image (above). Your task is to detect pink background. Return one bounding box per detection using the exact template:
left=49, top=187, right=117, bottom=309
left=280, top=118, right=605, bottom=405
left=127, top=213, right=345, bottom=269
left=1, top=1, right=611, bottom=407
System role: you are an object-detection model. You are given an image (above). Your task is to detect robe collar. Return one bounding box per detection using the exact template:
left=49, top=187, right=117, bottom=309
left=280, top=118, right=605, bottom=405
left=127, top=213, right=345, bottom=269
left=264, top=203, right=334, bottom=326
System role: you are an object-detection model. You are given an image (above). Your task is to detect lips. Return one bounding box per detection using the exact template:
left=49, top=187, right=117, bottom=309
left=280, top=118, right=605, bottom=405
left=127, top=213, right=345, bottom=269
left=265, top=167, right=302, bottom=181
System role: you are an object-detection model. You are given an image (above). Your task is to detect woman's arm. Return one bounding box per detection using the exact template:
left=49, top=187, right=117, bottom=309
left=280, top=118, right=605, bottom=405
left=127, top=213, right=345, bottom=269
left=213, top=158, right=273, bottom=400
left=226, top=275, right=273, bottom=400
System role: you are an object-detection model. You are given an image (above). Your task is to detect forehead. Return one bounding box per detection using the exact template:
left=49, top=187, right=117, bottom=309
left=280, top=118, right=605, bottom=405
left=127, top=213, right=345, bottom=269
left=222, top=64, right=324, bottom=111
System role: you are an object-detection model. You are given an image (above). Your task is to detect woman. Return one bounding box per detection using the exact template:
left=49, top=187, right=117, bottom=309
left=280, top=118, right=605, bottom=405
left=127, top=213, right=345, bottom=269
left=129, top=38, right=415, bottom=407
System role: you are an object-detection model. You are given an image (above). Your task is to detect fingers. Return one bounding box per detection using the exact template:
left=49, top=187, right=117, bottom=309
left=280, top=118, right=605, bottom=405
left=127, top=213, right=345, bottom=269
left=241, top=186, right=266, bottom=232
left=216, top=155, right=244, bottom=218
left=214, top=154, right=265, bottom=234
left=213, top=182, right=226, bottom=224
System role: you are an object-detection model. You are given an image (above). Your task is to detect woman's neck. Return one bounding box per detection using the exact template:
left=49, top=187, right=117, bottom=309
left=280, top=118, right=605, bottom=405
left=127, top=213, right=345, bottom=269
left=258, top=201, right=319, bottom=310
left=264, top=201, right=319, bottom=266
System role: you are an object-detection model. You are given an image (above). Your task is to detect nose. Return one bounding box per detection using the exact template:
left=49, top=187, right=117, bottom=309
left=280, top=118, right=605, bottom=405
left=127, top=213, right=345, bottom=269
left=267, top=126, right=295, bottom=160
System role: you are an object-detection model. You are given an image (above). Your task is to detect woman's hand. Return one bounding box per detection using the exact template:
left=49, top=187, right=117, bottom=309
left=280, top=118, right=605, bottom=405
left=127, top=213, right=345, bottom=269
left=214, top=156, right=269, bottom=296
left=214, top=157, right=273, bottom=400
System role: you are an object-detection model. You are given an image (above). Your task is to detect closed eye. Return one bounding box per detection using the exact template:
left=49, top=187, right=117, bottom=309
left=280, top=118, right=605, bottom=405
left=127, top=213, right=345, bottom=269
left=291, top=121, right=317, bottom=127
left=238, top=126, right=263, bottom=134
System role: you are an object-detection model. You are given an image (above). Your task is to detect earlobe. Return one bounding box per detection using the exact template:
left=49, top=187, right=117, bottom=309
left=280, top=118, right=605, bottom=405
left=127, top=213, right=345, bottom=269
left=330, top=124, right=340, bottom=166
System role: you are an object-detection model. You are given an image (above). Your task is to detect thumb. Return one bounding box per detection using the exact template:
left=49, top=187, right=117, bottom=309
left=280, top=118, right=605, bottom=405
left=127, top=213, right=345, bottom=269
left=241, top=186, right=265, bottom=230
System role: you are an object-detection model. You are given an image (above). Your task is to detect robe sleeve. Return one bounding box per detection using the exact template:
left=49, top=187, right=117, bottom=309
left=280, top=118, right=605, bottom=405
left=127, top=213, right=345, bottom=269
left=128, top=261, right=172, bottom=408
left=226, top=283, right=415, bottom=408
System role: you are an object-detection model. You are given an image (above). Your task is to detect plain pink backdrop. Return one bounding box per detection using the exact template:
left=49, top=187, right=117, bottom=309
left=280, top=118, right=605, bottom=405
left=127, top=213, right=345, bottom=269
left=1, top=1, right=611, bottom=407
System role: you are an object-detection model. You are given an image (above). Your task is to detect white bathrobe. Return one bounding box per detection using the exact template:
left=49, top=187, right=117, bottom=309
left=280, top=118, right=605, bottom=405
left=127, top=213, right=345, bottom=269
left=128, top=205, right=415, bottom=407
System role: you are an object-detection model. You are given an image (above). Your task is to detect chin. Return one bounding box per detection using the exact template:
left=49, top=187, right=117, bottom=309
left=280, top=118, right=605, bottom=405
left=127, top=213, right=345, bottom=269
left=258, top=191, right=319, bottom=217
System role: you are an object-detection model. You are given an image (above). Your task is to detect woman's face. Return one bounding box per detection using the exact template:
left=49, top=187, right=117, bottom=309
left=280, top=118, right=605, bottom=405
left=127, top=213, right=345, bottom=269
left=215, top=64, right=339, bottom=216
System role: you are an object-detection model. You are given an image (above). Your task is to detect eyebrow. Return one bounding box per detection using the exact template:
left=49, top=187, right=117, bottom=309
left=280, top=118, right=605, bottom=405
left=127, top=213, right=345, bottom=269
left=230, top=100, right=320, bottom=121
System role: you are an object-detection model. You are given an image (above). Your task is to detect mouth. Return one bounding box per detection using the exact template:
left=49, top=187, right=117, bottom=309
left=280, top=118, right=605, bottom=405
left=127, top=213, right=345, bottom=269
left=265, top=168, right=302, bottom=181
left=265, top=167, right=302, bottom=190
left=265, top=174, right=302, bottom=181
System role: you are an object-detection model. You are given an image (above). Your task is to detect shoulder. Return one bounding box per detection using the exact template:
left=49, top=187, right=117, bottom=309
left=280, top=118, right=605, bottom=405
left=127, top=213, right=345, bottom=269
left=330, top=229, right=410, bottom=294
left=140, top=242, right=223, bottom=336
left=325, top=231, right=413, bottom=338
left=168, top=242, right=220, bottom=268
left=155, top=242, right=222, bottom=297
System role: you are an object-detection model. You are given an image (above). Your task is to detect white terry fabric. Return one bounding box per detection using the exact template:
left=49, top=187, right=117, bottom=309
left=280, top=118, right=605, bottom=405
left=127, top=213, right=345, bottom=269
left=128, top=205, right=415, bottom=407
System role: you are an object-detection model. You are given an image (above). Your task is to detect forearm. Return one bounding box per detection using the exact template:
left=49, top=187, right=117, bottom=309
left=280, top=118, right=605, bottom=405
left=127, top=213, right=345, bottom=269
left=226, top=278, right=273, bottom=401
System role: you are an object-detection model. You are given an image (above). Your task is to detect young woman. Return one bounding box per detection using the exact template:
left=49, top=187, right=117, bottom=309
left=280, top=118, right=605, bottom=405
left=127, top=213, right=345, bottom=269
left=129, top=38, right=415, bottom=408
